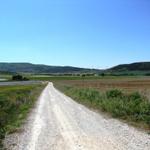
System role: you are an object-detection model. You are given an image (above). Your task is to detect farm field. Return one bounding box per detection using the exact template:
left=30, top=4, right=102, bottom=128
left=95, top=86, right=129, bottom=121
left=2, top=74, right=150, bottom=95
left=51, top=76, right=150, bottom=94
left=29, top=75, right=150, bottom=101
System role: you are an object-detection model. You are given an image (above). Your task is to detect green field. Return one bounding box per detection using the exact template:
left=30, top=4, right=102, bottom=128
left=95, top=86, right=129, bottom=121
left=0, top=84, right=46, bottom=148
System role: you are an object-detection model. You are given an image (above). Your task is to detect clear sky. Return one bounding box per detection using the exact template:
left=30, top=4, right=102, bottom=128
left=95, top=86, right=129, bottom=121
left=0, top=0, right=150, bottom=69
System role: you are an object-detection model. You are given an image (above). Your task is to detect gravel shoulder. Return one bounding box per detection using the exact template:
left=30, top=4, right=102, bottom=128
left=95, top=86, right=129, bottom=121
left=4, top=82, right=150, bottom=150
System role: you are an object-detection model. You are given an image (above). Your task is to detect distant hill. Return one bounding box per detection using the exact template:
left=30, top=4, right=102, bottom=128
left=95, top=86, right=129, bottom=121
left=1, top=62, right=149, bottom=75
left=109, top=62, right=150, bottom=72
left=0, top=63, right=100, bottom=74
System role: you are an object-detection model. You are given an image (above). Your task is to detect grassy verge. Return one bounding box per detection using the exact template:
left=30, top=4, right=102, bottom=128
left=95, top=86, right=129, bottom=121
left=0, top=84, right=46, bottom=148
left=55, top=83, right=150, bottom=131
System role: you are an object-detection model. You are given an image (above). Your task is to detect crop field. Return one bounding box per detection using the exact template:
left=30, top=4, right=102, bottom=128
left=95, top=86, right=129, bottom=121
left=29, top=75, right=150, bottom=100
left=53, top=76, right=150, bottom=95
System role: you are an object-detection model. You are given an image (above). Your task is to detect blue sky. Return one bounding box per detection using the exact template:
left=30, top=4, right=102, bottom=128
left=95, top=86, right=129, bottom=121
left=0, top=0, right=150, bottom=69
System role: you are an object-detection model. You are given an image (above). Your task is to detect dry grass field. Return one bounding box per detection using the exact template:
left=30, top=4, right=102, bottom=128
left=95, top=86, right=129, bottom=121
left=54, top=77, right=150, bottom=100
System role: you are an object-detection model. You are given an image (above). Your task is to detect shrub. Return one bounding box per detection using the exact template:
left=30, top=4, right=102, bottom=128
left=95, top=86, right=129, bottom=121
left=128, top=92, right=142, bottom=101
left=12, top=75, right=29, bottom=81
left=106, top=89, right=123, bottom=98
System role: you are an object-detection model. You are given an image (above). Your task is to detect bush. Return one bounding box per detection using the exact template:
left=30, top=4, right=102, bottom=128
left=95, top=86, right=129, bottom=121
left=12, top=75, right=29, bottom=81
left=106, top=89, right=123, bottom=98
left=128, top=92, right=142, bottom=101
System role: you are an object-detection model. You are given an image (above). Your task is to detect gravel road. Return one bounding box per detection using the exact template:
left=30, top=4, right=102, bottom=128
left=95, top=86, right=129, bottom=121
left=4, top=82, right=150, bottom=150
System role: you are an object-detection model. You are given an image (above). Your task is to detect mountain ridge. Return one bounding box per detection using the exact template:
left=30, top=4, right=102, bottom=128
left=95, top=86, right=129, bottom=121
left=0, top=62, right=150, bottom=74
left=0, top=62, right=100, bottom=74
left=109, top=62, right=150, bottom=72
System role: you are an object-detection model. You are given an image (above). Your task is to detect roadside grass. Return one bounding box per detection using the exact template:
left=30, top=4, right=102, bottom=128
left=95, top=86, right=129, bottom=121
left=55, top=83, right=150, bottom=131
left=0, top=84, right=46, bottom=148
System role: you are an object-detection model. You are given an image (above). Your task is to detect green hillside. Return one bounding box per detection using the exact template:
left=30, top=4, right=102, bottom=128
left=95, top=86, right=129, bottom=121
left=0, top=63, right=100, bottom=74
left=110, top=62, right=150, bottom=72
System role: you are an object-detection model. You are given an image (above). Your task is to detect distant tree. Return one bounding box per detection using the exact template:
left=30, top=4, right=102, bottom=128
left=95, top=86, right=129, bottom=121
left=23, top=77, right=29, bottom=81
left=12, top=75, right=29, bottom=81
left=145, top=73, right=150, bottom=76
left=12, top=75, right=23, bottom=81
left=101, top=73, right=105, bottom=77
left=81, top=74, right=86, bottom=77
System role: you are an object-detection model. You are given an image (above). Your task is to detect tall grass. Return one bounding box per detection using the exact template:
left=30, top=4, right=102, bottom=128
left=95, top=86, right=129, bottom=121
left=0, top=84, right=46, bottom=148
left=56, top=84, right=150, bottom=130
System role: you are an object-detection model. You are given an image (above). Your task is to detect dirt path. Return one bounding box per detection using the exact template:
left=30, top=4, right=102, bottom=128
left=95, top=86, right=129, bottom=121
left=4, top=82, right=150, bottom=150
